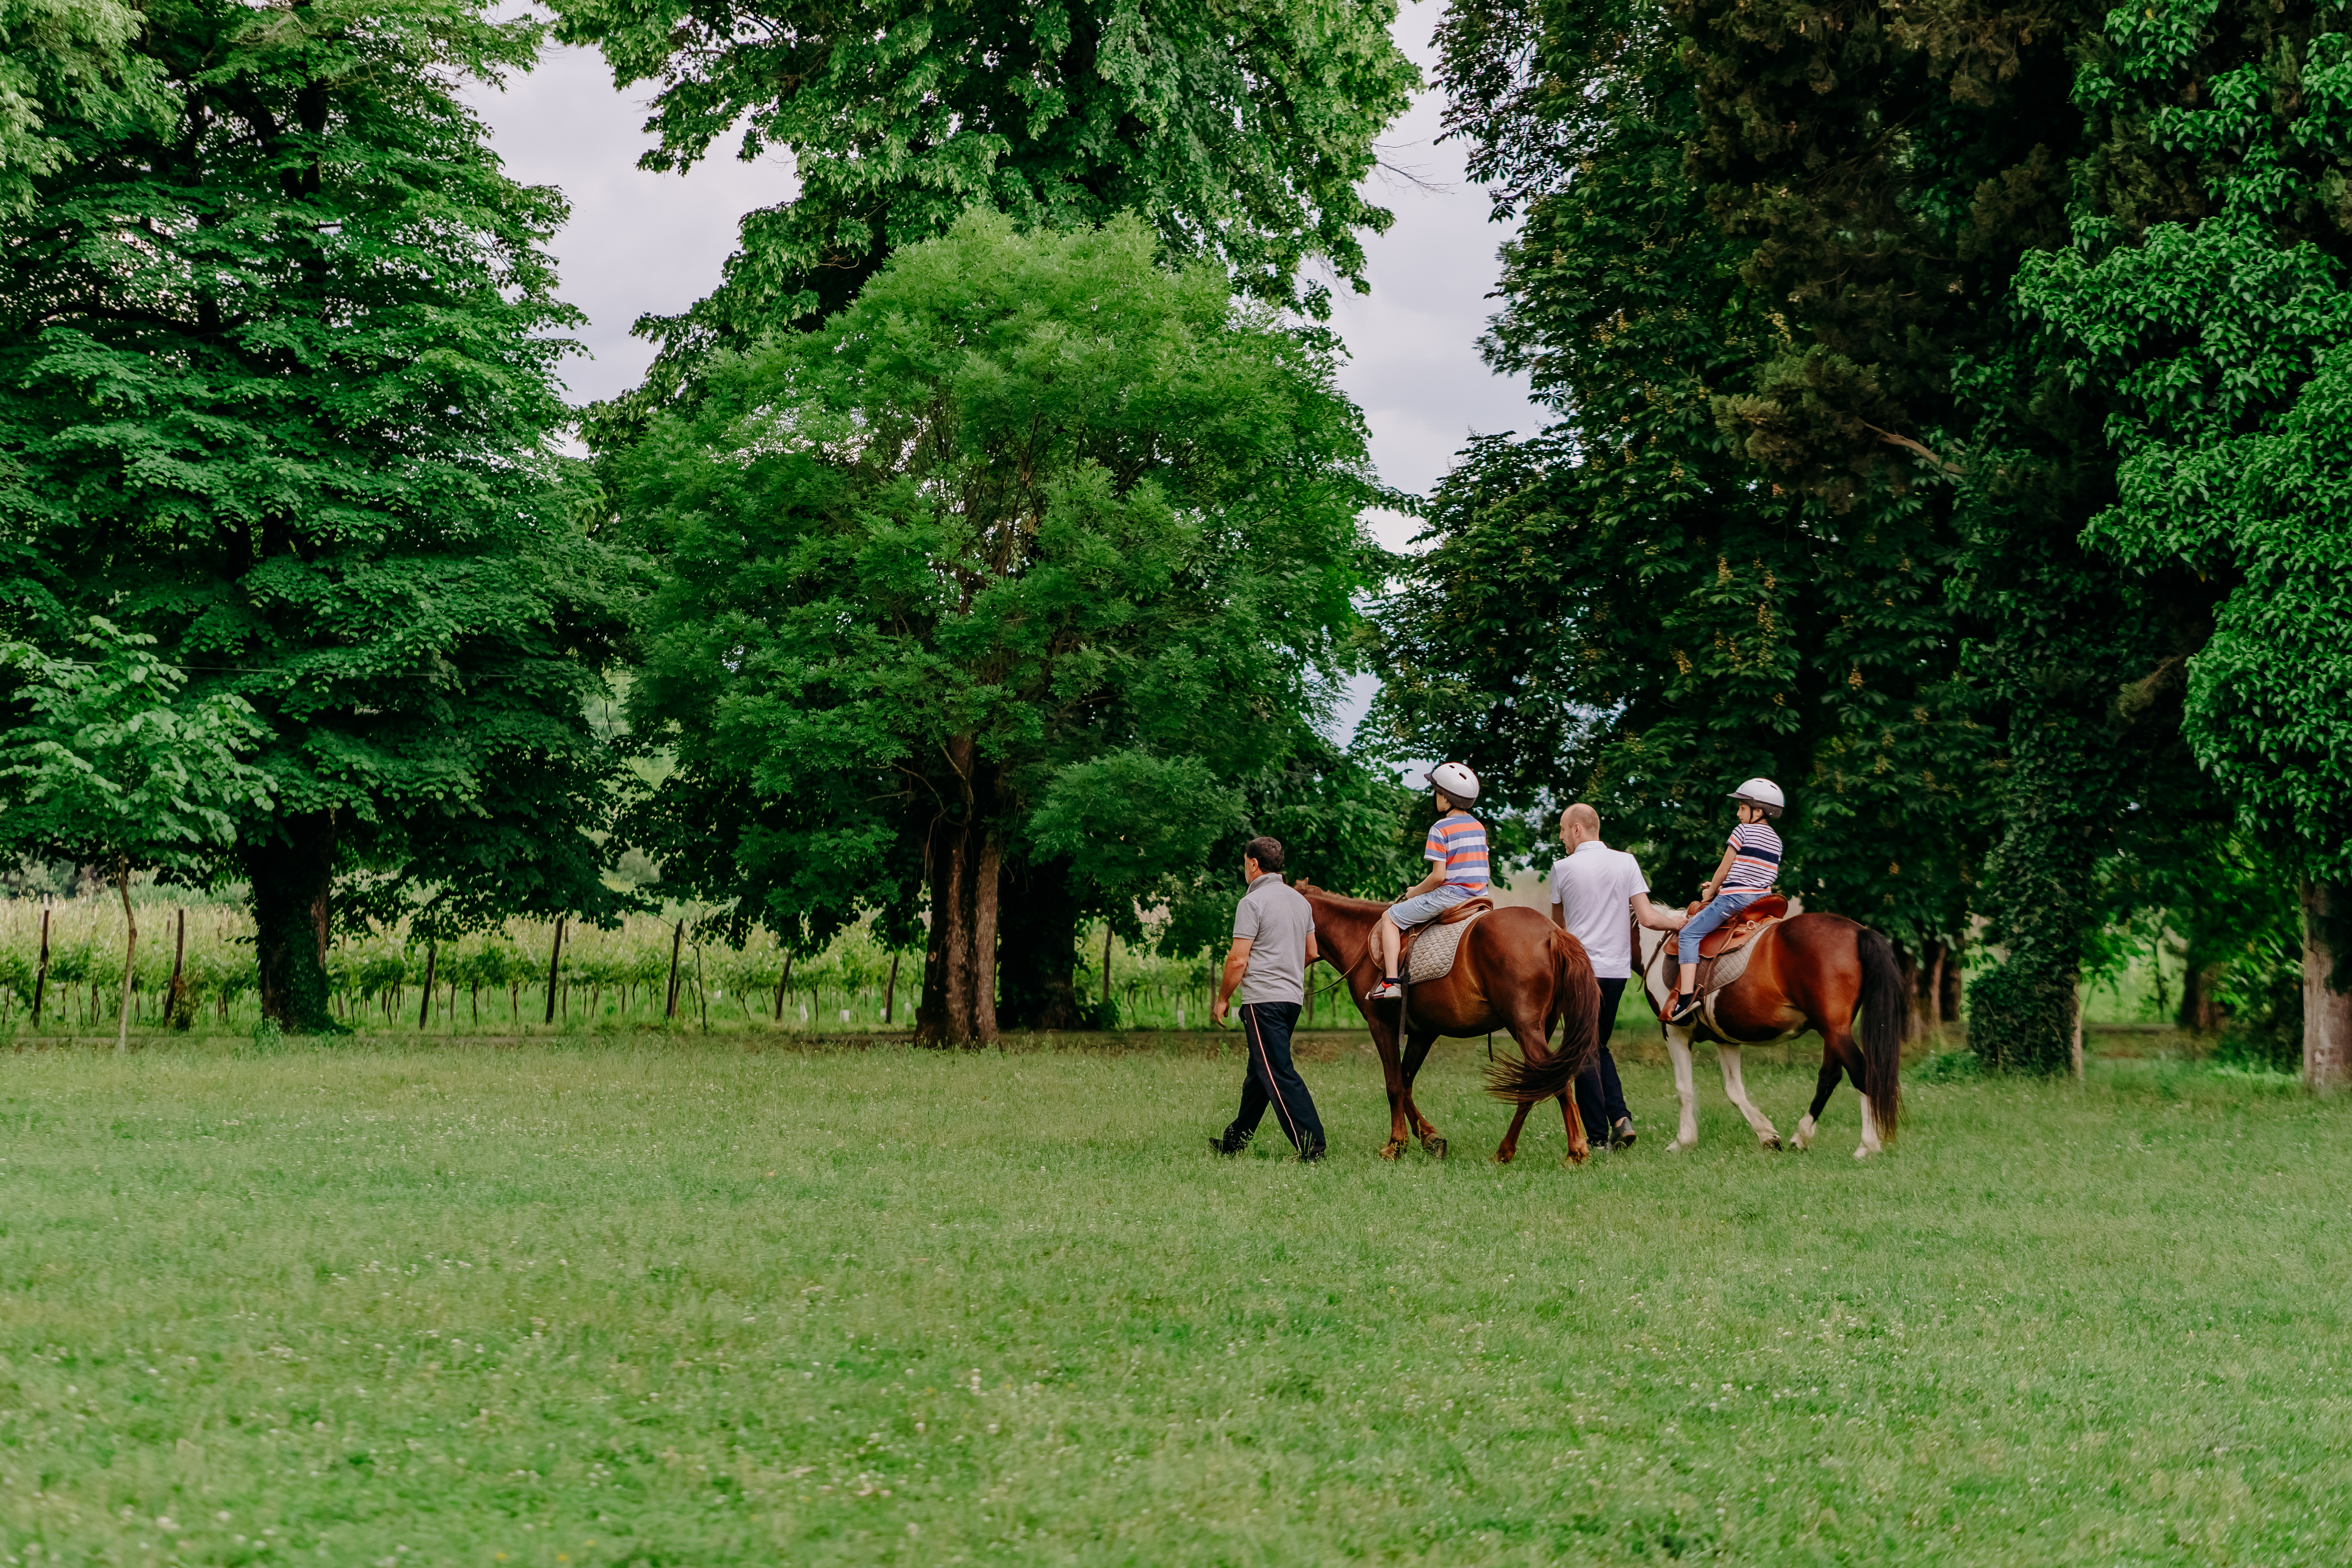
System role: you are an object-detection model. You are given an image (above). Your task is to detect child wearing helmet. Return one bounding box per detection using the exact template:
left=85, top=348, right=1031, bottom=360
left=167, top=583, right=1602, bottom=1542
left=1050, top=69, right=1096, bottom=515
left=1666, top=778, right=1785, bottom=1024
left=1368, top=763, right=1488, bottom=1001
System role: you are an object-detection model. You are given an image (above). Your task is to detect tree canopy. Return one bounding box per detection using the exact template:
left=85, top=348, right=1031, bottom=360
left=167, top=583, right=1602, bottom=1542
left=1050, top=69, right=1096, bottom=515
left=549, top=0, right=1419, bottom=407
left=608, top=210, right=1391, bottom=1042
left=0, top=0, right=634, bottom=1028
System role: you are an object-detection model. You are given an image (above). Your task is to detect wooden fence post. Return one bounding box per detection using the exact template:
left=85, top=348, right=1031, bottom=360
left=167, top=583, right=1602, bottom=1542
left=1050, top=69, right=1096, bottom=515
left=544, top=917, right=565, bottom=1025
left=165, top=907, right=187, bottom=1028
left=32, top=904, right=50, bottom=1025
left=664, top=920, right=683, bottom=1019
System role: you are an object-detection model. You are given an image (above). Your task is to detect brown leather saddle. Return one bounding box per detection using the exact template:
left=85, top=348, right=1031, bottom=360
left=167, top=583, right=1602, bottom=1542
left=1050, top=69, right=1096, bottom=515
left=1397, top=896, right=1494, bottom=973
left=1648, top=893, right=1789, bottom=1026
left=1687, top=893, right=1788, bottom=958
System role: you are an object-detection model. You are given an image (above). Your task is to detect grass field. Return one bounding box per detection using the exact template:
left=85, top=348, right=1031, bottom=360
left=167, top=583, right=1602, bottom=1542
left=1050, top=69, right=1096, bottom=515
left=2, top=1029, right=2347, bottom=1566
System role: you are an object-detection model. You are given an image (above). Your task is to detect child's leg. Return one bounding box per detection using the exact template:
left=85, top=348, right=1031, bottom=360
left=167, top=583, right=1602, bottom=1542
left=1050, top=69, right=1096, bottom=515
left=1675, top=895, right=1738, bottom=996
left=1374, top=916, right=1401, bottom=978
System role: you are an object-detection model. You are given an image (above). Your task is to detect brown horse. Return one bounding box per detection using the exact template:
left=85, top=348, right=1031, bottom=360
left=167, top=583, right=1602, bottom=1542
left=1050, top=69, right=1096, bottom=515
left=1488, top=911, right=1906, bottom=1159
left=1296, top=885, right=1603, bottom=1164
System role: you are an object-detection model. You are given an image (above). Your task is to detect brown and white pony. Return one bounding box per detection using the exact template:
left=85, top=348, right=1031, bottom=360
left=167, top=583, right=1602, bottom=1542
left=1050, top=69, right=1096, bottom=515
left=1490, top=912, right=1907, bottom=1159
left=1296, top=885, right=1602, bottom=1163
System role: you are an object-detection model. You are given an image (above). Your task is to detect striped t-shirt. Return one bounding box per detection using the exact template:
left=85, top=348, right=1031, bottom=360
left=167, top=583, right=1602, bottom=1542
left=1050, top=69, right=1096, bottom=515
left=1724, top=821, right=1782, bottom=890
left=1425, top=812, right=1490, bottom=893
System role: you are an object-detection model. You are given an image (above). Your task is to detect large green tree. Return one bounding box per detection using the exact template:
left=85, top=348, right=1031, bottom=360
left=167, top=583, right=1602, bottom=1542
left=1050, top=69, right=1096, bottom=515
left=1383, top=0, right=1988, bottom=996
left=0, top=0, right=634, bottom=1030
left=608, top=212, right=1382, bottom=1044
left=2016, top=0, right=2352, bottom=1087
left=548, top=0, right=1419, bottom=410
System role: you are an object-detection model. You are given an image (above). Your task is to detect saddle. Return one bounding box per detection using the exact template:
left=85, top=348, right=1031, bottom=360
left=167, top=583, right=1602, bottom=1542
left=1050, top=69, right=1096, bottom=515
left=1646, top=894, right=1789, bottom=1030
left=1686, top=893, right=1787, bottom=958
left=1398, top=897, right=1494, bottom=987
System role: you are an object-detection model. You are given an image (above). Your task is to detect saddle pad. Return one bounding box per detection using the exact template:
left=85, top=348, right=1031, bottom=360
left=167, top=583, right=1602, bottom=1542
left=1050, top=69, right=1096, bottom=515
left=1405, top=908, right=1486, bottom=985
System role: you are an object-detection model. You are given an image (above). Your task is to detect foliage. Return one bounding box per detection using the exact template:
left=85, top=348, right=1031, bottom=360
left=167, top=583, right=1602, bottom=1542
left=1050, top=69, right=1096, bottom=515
left=549, top=0, right=1419, bottom=406
left=1385, top=0, right=1988, bottom=956
left=0, top=0, right=163, bottom=219
left=0, top=619, right=271, bottom=875
left=611, top=211, right=1383, bottom=1040
left=2016, top=0, right=2352, bottom=898
left=0, top=0, right=638, bottom=1027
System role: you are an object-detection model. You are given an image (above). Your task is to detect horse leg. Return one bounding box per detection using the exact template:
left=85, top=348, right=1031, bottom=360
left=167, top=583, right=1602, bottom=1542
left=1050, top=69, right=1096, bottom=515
left=1837, top=1031, right=1884, bottom=1160
left=1664, top=1024, right=1700, bottom=1152
left=1401, top=1030, right=1445, bottom=1157
left=1366, top=1005, right=1412, bottom=1160
left=1716, top=1043, right=1783, bottom=1151
left=1494, top=1100, right=1533, bottom=1164
left=1793, top=1050, right=1847, bottom=1151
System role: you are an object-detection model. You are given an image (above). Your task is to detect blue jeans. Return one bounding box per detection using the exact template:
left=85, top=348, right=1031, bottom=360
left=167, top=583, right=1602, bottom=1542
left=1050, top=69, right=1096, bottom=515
left=1388, top=883, right=1476, bottom=929
left=1678, top=889, right=1769, bottom=966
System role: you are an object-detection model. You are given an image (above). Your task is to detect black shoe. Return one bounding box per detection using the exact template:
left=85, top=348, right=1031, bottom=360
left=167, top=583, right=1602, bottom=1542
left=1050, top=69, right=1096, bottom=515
left=1667, top=991, right=1702, bottom=1024
left=1210, top=1129, right=1253, bottom=1156
left=1298, top=1143, right=1327, bottom=1164
left=1612, top=1116, right=1637, bottom=1150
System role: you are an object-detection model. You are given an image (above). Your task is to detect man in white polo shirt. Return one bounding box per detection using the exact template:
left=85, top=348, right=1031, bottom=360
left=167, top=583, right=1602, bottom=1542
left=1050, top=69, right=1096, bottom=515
left=1548, top=803, right=1687, bottom=1150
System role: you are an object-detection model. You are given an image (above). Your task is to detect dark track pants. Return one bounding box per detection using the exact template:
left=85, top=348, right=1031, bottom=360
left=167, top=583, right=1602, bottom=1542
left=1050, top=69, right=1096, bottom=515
left=1225, top=1002, right=1324, bottom=1155
left=1573, top=976, right=1631, bottom=1142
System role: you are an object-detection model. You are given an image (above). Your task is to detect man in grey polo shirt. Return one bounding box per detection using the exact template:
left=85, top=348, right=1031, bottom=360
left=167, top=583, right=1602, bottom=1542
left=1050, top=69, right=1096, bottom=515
left=1209, top=835, right=1325, bottom=1161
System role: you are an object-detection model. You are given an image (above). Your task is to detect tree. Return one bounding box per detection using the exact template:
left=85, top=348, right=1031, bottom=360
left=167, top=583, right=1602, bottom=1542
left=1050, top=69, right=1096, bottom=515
left=548, top=0, right=1419, bottom=409
left=1383, top=0, right=1988, bottom=969
left=2014, top=0, right=2352, bottom=1087
left=0, top=0, right=636, bottom=1030
left=0, top=619, right=270, bottom=1048
left=610, top=211, right=1382, bottom=1044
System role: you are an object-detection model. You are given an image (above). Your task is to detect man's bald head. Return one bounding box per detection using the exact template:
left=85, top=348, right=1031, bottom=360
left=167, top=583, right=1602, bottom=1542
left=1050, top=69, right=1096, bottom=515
left=1562, top=803, right=1601, bottom=847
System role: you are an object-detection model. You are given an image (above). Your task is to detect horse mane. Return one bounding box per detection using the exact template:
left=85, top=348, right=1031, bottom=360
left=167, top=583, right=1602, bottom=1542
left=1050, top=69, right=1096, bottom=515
left=1292, top=881, right=1388, bottom=915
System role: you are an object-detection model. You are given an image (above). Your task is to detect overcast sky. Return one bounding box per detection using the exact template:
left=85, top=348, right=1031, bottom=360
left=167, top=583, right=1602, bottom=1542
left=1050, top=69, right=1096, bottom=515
left=469, top=2, right=1546, bottom=550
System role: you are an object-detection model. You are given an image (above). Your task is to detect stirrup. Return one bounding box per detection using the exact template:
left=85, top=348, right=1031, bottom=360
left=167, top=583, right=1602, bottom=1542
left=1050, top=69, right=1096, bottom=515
left=1667, top=991, right=1702, bottom=1024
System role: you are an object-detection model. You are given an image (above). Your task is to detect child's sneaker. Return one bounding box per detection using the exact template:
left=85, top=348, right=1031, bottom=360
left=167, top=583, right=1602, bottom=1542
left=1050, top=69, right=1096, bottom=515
left=1667, top=991, right=1702, bottom=1024
left=1367, top=978, right=1403, bottom=1001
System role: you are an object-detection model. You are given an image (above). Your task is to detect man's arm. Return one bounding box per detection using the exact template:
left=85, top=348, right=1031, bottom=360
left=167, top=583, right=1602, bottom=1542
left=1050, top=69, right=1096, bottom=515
left=1632, top=892, right=1687, bottom=930
left=1550, top=899, right=1566, bottom=930
left=1211, top=937, right=1253, bottom=1025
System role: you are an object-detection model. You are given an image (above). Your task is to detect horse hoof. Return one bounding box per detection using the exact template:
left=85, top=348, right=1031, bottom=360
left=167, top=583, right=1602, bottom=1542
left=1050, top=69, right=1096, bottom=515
left=1493, top=1149, right=1514, bottom=1165
left=1854, top=1145, right=1878, bottom=1161
left=1421, top=1135, right=1448, bottom=1159
left=1760, top=1134, right=1783, bottom=1152
left=1379, top=1141, right=1404, bottom=1161
left=1666, top=1138, right=1692, bottom=1154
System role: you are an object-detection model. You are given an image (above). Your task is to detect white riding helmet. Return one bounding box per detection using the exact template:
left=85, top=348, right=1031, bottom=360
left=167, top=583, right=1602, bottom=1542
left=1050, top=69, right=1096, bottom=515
left=1730, top=777, right=1786, bottom=818
left=1428, top=761, right=1481, bottom=806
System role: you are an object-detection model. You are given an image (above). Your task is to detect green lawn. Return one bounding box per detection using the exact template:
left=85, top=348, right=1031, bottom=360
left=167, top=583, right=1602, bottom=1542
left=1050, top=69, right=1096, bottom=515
left=1, top=1031, right=2346, bottom=1566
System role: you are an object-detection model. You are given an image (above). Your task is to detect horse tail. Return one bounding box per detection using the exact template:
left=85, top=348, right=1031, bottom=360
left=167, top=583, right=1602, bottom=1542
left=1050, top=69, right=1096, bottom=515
left=1483, top=930, right=1599, bottom=1105
left=1855, top=925, right=1906, bottom=1138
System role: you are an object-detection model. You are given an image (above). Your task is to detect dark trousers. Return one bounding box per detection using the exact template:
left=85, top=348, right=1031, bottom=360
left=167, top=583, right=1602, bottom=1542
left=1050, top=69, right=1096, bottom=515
left=1225, top=1002, right=1324, bottom=1154
left=1573, top=976, right=1631, bottom=1142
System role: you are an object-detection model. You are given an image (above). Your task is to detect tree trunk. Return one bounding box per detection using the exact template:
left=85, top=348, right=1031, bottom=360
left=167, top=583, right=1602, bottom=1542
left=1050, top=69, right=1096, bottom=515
left=1939, top=927, right=1965, bottom=1023
left=247, top=811, right=338, bottom=1033
left=2178, top=963, right=2227, bottom=1033
left=32, top=905, right=49, bottom=1026
left=114, top=859, right=136, bottom=1052
left=2301, top=880, right=2350, bottom=1094
left=996, top=856, right=1086, bottom=1030
left=417, top=936, right=437, bottom=1031
left=916, top=752, right=1002, bottom=1046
